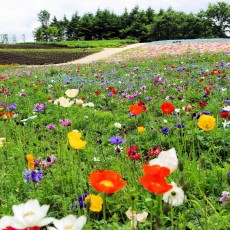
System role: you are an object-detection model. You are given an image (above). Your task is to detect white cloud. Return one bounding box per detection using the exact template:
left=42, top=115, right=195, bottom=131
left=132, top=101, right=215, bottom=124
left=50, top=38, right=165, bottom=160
left=0, top=0, right=227, bottom=43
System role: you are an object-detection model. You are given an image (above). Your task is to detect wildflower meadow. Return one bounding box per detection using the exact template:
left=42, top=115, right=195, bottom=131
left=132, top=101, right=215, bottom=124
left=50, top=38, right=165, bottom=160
left=0, top=41, right=230, bottom=230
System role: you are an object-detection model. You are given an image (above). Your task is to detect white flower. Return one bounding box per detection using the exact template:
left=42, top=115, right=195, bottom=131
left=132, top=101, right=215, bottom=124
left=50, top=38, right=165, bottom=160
left=75, top=99, right=84, bottom=105
left=20, top=115, right=37, bottom=125
left=65, top=89, right=79, bottom=98
left=222, top=106, right=230, bottom=112
left=10, top=199, right=54, bottom=229
left=114, top=122, right=122, bottom=129
left=48, top=215, right=87, bottom=230
left=82, top=102, right=94, bottom=107
left=163, top=182, right=185, bottom=206
left=149, top=148, right=178, bottom=173
left=222, top=120, right=230, bottom=129
left=125, top=207, right=148, bottom=229
left=175, top=108, right=180, bottom=113
left=0, top=216, right=14, bottom=229
left=0, top=137, right=6, bottom=148
left=54, top=97, right=74, bottom=107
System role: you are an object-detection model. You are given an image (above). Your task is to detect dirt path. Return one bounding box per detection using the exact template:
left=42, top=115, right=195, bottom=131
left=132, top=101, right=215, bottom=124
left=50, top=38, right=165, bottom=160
left=60, top=43, right=146, bottom=65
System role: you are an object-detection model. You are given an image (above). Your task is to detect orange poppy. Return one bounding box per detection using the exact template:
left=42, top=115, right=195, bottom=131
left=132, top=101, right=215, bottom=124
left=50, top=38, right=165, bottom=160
left=130, top=104, right=143, bottom=115
left=160, top=102, right=175, bottom=114
left=89, top=170, right=127, bottom=194
left=139, top=165, right=172, bottom=194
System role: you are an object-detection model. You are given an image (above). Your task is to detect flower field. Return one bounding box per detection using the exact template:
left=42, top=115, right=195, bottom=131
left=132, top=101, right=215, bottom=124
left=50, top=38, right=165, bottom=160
left=0, top=41, right=230, bottom=230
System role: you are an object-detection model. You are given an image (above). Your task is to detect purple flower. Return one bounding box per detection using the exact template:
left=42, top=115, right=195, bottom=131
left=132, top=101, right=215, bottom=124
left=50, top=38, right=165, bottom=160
left=159, top=90, right=165, bottom=93
left=108, top=136, right=124, bottom=145
left=145, top=97, right=152, bottom=101
left=23, top=170, right=43, bottom=183
left=34, top=103, right=46, bottom=113
left=176, top=124, right=185, bottom=128
left=46, top=124, right=56, bottom=130
left=224, top=99, right=230, bottom=104
left=72, top=193, right=89, bottom=209
left=202, top=111, right=211, bottom=115
left=161, top=126, right=170, bottom=135
left=59, top=119, right=72, bottom=126
left=219, top=191, right=230, bottom=203
left=107, top=92, right=113, bottom=97
left=6, top=102, right=17, bottom=111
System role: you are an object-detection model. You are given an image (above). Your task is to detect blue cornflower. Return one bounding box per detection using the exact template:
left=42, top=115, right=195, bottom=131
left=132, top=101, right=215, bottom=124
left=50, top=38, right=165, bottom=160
left=108, top=136, right=124, bottom=145
left=161, top=126, right=170, bottom=135
left=202, top=111, right=211, bottom=115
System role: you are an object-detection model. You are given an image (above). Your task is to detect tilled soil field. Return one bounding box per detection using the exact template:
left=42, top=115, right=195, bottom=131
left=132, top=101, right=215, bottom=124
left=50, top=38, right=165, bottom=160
left=0, top=50, right=97, bottom=65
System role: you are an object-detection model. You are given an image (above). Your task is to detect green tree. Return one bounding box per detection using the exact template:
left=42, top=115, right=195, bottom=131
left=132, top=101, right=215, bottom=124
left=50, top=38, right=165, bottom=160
left=204, top=2, right=230, bottom=37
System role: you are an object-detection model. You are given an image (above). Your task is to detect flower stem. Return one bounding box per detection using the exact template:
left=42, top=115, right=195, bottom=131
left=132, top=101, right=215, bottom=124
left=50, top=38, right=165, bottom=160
left=103, top=193, right=107, bottom=230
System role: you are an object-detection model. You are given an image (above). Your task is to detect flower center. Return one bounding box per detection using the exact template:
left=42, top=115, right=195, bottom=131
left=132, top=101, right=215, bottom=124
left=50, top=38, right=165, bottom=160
left=23, top=211, right=34, bottom=217
left=100, top=180, right=114, bottom=187
left=171, top=191, right=176, bottom=196
left=64, top=225, right=73, bottom=230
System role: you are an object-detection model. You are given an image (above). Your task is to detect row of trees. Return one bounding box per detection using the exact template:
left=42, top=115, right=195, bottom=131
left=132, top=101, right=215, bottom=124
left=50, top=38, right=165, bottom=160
left=33, top=2, right=230, bottom=42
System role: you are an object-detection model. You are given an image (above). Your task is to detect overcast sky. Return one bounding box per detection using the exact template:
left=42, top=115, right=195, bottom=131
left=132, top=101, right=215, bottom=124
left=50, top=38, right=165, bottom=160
left=0, top=0, right=228, bottom=43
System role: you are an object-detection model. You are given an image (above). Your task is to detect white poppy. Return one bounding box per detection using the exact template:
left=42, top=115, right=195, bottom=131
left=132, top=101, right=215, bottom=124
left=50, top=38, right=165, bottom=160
left=222, top=120, right=230, bottom=129
left=125, top=207, right=148, bottom=229
left=163, top=182, right=185, bottom=206
left=10, top=199, right=54, bottom=229
left=54, top=97, right=74, bottom=107
left=222, top=106, right=230, bottom=112
left=149, top=148, right=178, bottom=173
left=48, top=215, right=87, bottom=230
left=65, top=89, right=79, bottom=98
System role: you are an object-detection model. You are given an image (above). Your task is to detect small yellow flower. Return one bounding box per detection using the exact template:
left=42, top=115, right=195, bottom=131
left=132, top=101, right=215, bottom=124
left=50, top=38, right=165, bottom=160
left=197, top=114, right=216, bottom=131
left=85, top=194, right=103, bottom=212
left=26, top=154, right=35, bottom=170
left=68, top=131, right=87, bottom=150
left=137, top=126, right=146, bottom=133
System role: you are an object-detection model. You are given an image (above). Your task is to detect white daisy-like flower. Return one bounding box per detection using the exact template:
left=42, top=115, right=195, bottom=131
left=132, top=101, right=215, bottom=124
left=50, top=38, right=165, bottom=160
left=82, top=102, right=94, bottom=107
left=48, top=214, right=87, bottom=230
left=10, top=199, right=54, bottom=229
left=114, top=122, right=122, bottom=129
left=54, top=97, right=74, bottom=107
left=75, top=99, right=84, bottom=105
left=163, top=182, right=185, bottom=206
left=222, top=120, right=230, bottom=129
left=149, top=148, right=178, bottom=173
left=65, top=89, right=79, bottom=98
left=125, top=207, right=148, bottom=229
left=222, top=106, right=230, bottom=112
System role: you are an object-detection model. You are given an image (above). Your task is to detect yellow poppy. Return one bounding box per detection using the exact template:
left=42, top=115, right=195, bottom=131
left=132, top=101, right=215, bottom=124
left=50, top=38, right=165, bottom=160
left=197, top=114, right=216, bottom=131
left=137, top=126, right=146, bottom=133
left=85, top=194, right=103, bottom=212
left=68, top=131, right=87, bottom=150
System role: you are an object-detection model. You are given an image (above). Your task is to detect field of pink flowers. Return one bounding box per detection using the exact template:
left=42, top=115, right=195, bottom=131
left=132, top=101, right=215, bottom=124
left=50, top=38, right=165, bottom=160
left=0, top=41, right=229, bottom=230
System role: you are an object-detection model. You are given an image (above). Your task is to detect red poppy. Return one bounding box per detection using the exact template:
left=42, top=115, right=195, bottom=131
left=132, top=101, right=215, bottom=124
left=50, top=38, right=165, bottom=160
left=139, top=165, right=172, bottom=194
left=95, top=90, right=101, bottom=95
left=198, top=101, right=207, bottom=107
left=148, top=146, right=161, bottom=156
left=130, top=104, right=143, bottom=115
left=111, top=89, right=118, bottom=95
left=0, top=112, right=13, bottom=119
left=220, top=112, right=230, bottom=119
left=160, top=102, right=175, bottom=114
left=138, top=100, right=146, bottom=111
left=126, top=145, right=139, bottom=155
left=89, top=170, right=127, bottom=194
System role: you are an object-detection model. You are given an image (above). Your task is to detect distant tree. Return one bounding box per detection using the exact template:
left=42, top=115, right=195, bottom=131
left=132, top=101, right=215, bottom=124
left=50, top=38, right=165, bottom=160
left=22, top=34, right=26, bottom=43
left=38, top=10, right=50, bottom=27
left=78, top=13, right=95, bottom=40
left=66, top=12, right=80, bottom=40
left=203, top=2, right=230, bottom=37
